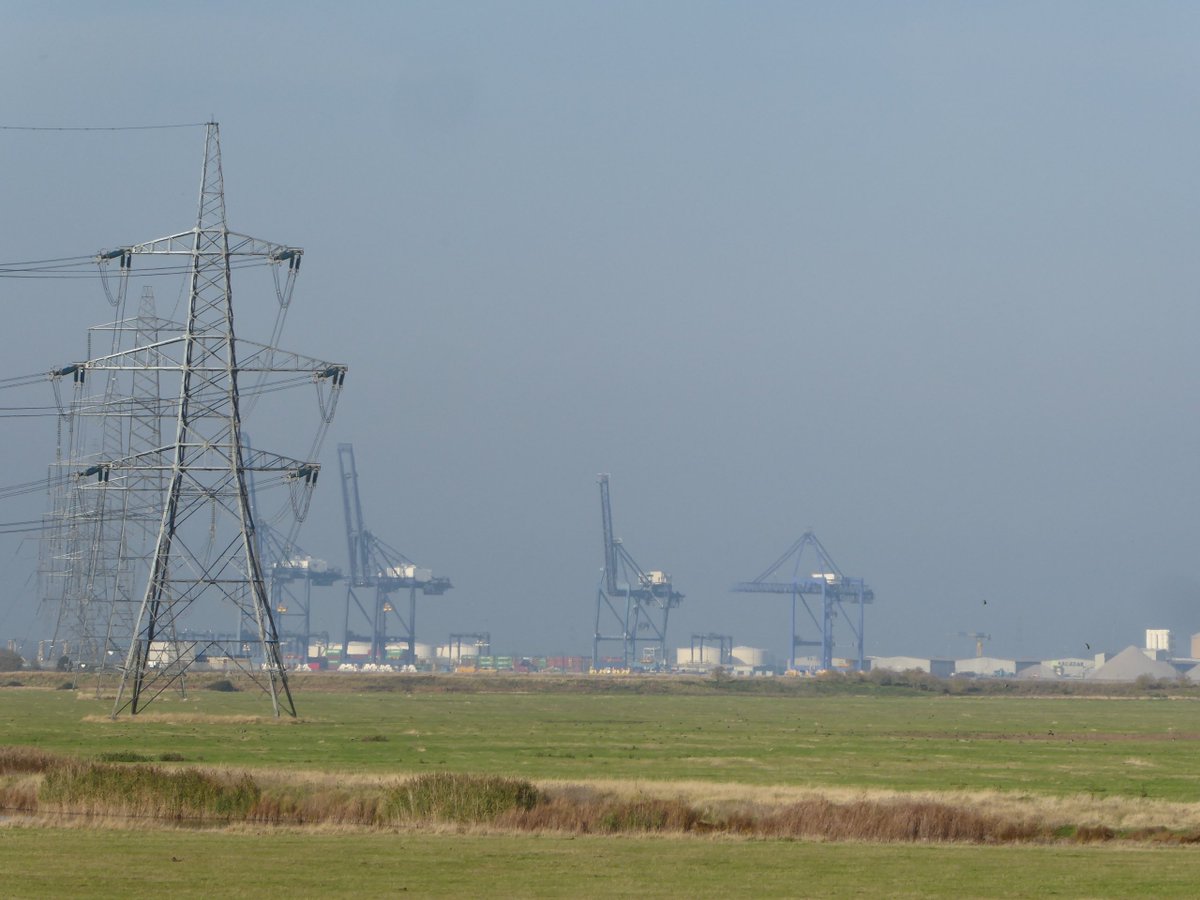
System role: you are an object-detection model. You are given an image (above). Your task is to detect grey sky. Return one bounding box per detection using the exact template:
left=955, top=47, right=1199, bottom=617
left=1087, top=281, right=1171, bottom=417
left=1, top=2, right=1198, bottom=661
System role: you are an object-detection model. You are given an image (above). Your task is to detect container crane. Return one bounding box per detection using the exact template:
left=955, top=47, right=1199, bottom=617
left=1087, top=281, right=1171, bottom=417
left=690, top=633, right=733, bottom=667
left=732, top=531, right=873, bottom=671
left=592, top=474, right=682, bottom=670
left=263, top=534, right=342, bottom=665
left=447, top=632, right=491, bottom=665
left=244, top=434, right=342, bottom=666
left=338, top=443, right=451, bottom=666
left=958, top=632, right=991, bottom=658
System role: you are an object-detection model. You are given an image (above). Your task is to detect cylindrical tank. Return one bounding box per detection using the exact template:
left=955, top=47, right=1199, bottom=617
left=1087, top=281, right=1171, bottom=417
left=675, top=646, right=724, bottom=665
left=732, top=646, right=767, bottom=667
left=414, top=642, right=433, bottom=661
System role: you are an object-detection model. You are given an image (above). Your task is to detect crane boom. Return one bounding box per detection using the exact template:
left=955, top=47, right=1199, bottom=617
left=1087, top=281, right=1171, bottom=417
left=599, top=474, right=618, bottom=595
left=336, top=442, right=451, bottom=666
left=337, top=443, right=370, bottom=587
left=592, top=474, right=682, bottom=669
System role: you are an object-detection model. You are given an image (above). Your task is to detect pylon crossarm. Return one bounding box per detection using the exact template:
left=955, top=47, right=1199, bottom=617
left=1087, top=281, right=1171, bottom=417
left=129, top=229, right=300, bottom=259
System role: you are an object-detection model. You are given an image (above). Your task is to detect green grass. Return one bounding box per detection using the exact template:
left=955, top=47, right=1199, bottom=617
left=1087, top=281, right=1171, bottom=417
left=3, top=677, right=1200, bottom=895
left=1, top=682, right=1198, bottom=799
left=1, top=827, right=1199, bottom=898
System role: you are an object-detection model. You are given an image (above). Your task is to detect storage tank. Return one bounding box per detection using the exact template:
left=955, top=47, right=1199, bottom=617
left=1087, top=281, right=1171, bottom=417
left=437, top=643, right=481, bottom=661
left=675, top=645, right=723, bottom=665
left=731, top=646, right=767, bottom=667
left=413, top=642, right=433, bottom=661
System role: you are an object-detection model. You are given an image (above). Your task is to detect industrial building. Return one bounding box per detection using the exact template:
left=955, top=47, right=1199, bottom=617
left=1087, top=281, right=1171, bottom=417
left=953, top=657, right=1020, bottom=678
left=869, top=656, right=955, bottom=678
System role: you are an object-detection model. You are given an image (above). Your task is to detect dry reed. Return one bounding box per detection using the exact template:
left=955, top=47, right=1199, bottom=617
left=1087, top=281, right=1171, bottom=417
left=0, top=745, right=1193, bottom=845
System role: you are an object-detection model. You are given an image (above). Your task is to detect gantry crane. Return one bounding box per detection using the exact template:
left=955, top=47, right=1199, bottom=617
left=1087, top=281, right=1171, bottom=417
left=690, top=632, right=733, bottom=667
left=262, top=530, right=342, bottom=665
left=244, top=434, right=342, bottom=665
left=732, top=531, right=873, bottom=671
left=447, top=632, right=491, bottom=664
left=338, top=443, right=451, bottom=666
left=958, top=632, right=991, bottom=658
left=592, top=473, right=682, bottom=670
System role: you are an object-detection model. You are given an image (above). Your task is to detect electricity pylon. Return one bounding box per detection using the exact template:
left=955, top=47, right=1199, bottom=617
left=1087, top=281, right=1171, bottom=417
left=52, top=123, right=345, bottom=716
left=47, top=285, right=174, bottom=682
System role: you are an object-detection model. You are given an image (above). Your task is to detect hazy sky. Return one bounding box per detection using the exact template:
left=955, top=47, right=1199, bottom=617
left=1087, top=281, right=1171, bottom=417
left=2, top=2, right=1199, bottom=662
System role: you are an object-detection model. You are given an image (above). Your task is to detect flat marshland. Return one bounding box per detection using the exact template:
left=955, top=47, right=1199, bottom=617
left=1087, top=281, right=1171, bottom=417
left=1, top=673, right=1199, bottom=896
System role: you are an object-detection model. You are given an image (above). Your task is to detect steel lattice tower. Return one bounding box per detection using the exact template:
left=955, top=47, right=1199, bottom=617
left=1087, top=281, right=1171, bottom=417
left=49, top=123, right=347, bottom=716
left=46, top=286, right=173, bottom=679
left=41, top=274, right=154, bottom=675
left=99, top=286, right=170, bottom=667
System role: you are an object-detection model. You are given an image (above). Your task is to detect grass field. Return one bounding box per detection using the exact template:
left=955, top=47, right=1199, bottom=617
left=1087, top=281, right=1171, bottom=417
left=3, top=827, right=1200, bottom=898
left=3, top=677, right=1199, bottom=798
left=2, top=674, right=1200, bottom=896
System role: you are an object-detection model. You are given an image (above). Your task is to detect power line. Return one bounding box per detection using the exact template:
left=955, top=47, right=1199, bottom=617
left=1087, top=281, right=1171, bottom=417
left=0, top=123, right=208, bottom=132
left=0, top=257, right=273, bottom=279
left=0, top=256, right=93, bottom=267
left=0, top=520, right=56, bottom=536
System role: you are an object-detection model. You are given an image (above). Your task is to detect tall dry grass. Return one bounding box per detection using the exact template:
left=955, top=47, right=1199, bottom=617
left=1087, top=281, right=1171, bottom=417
left=384, top=772, right=540, bottom=823
left=38, top=760, right=260, bottom=822
left=751, top=797, right=1040, bottom=843
left=499, top=794, right=701, bottom=834
left=0, top=746, right=61, bottom=774
left=246, top=773, right=539, bottom=827
left=4, top=745, right=1199, bottom=844
left=494, top=789, right=1040, bottom=842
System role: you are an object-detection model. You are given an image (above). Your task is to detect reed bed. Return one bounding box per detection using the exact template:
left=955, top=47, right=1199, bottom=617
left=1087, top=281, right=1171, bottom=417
left=38, top=760, right=260, bottom=822
left=3, top=746, right=1199, bottom=845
